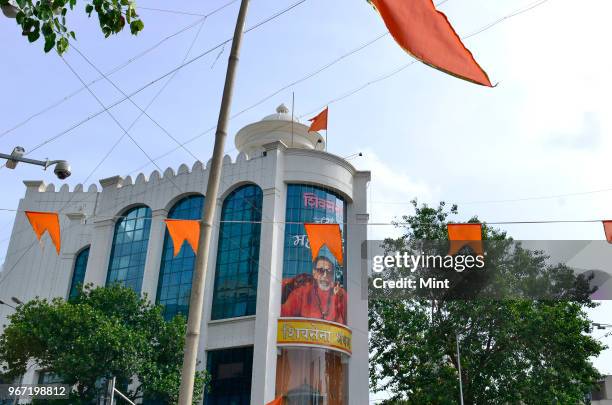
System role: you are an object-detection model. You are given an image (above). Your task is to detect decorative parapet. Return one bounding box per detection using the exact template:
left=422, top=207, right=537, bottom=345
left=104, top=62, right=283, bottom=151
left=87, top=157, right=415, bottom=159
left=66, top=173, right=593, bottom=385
left=99, top=175, right=123, bottom=189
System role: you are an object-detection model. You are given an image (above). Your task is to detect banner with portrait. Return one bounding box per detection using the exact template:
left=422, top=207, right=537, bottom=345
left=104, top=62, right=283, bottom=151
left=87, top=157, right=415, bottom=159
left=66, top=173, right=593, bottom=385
left=280, top=184, right=347, bottom=325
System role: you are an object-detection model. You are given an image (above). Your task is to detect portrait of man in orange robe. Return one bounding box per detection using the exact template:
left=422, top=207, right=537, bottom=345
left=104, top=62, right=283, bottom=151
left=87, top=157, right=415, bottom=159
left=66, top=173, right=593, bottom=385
left=281, top=256, right=347, bottom=324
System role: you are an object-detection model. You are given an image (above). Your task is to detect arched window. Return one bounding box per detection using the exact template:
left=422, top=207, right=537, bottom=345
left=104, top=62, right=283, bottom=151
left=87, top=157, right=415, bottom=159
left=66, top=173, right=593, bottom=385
left=211, top=184, right=263, bottom=320
left=106, top=205, right=152, bottom=294
left=68, top=246, right=89, bottom=299
left=156, top=194, right=204, bottom=320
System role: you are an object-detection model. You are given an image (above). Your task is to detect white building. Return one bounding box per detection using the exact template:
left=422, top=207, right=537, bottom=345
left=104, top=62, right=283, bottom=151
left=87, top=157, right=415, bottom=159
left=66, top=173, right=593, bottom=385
left=591, top=375, right=612, bottom=404
left=0, top=105, right=370, bottom=404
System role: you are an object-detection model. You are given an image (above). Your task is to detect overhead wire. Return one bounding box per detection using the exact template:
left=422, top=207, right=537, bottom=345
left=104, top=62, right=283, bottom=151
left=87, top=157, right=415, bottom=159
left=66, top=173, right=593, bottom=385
left=0, top=205, right=607, bottom=227
left=0, top=0, right=239, bottom=140
left=60, top=55, right=185, bottom=195
left=3, top=0, right=307, bottom=164
left=126, top=0, right=549, bottom=174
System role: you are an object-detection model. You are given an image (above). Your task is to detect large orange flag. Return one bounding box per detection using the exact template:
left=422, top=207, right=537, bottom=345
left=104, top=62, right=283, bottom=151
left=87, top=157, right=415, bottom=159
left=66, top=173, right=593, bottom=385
left=164, top=219, right=200, bottom=256
left=308, top=107, right=328, bottom=133
left=447, top=223, right=483, bottom=255
left=304, top=223, right=343, bottom=265
left=25, top=211, right=61, bottom=254
left=265, top=397, right=283, bottom=405
left=369, top=0, right=492, bottom=87
left=603, top=221, right=612, bottom=244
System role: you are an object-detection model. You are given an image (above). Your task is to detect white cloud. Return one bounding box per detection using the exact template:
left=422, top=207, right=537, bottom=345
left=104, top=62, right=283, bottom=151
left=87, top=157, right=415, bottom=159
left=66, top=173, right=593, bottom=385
left=354, top=149, right=437, bottom=239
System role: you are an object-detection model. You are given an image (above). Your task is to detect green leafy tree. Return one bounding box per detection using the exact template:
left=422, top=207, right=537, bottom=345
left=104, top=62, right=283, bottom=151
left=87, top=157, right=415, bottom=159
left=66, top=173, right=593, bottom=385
left=0, top=284, right=207, bottom=404
left=369, top=200, right=605, bottom=404
left=0, top=0, right=143, bottom=54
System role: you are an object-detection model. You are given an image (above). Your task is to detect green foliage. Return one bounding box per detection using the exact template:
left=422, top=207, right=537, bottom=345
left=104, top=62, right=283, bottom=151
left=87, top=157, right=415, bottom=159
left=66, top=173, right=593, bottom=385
left=0, top=0, right=143, bottom=55
left=370, top=200, right=605, bottom=404
left=0, top=284, right=207, bottom=403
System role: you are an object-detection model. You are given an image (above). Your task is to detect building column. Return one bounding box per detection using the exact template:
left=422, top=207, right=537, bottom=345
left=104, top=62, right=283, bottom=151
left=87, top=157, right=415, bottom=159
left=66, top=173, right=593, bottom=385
left=347, top=172, right=370, bottom=405
left=251, top=142, right=286, bottom=404
left=141, top=208, right=168, bottom=302
left=84, top=218, right=115, bottom=287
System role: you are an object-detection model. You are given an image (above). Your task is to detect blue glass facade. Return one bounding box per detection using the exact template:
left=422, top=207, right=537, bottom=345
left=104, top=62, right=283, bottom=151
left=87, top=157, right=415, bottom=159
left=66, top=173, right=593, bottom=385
left=68, top=246, right=89, bottom=299
left=156, top=194, right=204, bottom=320
left=106, top=206, right=152, bottom=294
left=205, top=346, right=253, bottom=405
left=211, top=184, right=263, bottom=320
left=282, top=184, right=346, bottom=282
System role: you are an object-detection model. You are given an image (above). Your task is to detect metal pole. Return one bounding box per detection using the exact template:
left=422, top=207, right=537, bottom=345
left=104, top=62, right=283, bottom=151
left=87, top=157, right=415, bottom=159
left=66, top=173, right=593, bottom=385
left=291, top=91, right=295, bottom=147
left=177, top=0, right=250, bottom=403
left=456, top=333, right=465, bottom=405
left=109, top=377, right=115, bottom=405
left=0, top=152, right=49, bottom=168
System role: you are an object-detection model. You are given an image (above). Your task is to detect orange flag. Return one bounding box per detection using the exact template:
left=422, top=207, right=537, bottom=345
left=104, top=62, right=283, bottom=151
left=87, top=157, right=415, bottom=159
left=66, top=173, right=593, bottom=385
left=265, top=398, right=283, bottom=405
left=369, top=0, right=492, bottom=87
left=164, top=219, right=200, bottom=256
left=447, top=223, right=483, bottom=255
left=603, top=221, right=612, bottom=244
left=25, top=211, right=61, bottom=255
left=304, top=223, right=343, bottom=266
left=308, top=107, right=328, bottom=132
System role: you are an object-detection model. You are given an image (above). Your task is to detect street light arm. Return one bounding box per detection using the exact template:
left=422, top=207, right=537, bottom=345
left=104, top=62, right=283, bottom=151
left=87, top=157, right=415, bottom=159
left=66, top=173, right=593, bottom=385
left=0, top=152, right=49, bottom=168
left=0, top=148, right=71, bottom=179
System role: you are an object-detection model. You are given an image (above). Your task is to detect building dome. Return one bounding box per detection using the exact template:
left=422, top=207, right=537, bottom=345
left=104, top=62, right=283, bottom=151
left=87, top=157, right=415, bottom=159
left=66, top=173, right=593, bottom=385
left=235, top=104, right=325, bottom=158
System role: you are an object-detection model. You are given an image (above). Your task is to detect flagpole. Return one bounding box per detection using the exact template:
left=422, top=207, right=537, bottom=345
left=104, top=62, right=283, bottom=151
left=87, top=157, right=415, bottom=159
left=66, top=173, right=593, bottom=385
left=177, top=0, right=250, bottom=403
left=291, top=91, right=295, bottom=147
left=325, top=105, right=328, bottom=151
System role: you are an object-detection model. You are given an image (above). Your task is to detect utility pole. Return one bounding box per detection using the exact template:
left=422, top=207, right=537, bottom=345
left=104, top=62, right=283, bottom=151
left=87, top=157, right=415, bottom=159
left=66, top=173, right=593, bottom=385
left=456, top=333, right=465, bottom=405
left=177, top=0, right=250, bottom=403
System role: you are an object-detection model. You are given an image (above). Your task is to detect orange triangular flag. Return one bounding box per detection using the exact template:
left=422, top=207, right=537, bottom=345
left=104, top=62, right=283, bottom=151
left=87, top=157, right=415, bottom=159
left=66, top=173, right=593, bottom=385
left=25, top=211, right=61, bottom=255
left=164, top=219, right=200, bottom=256
left=447, top=223, right=483, bottom=255
left=304, top=223, right=343, bottom=266
left=308, top=107, right=328, bottom=132
left=265, top=397, right=283, bottom=405
left=369, top=0, right=492, bottom=87
left=603, top=221, right=612, bottom=244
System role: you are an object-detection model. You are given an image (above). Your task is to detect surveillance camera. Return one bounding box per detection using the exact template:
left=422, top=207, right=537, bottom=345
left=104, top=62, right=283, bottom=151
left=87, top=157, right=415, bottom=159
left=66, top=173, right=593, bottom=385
left=53, top=160, right=71, bottom=180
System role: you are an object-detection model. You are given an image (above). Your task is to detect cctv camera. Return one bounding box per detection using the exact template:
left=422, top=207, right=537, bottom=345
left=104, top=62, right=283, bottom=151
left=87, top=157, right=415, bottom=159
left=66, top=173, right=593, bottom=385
left=53, top=160, right=71, bottom=180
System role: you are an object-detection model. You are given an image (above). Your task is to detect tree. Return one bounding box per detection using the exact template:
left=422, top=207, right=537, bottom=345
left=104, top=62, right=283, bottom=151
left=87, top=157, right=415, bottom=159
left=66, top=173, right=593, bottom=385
left=0, top=0, right=144, bottom=55
left=0, top=284, right=207, bottom=404
left=369, top=200, right=605, bottom=404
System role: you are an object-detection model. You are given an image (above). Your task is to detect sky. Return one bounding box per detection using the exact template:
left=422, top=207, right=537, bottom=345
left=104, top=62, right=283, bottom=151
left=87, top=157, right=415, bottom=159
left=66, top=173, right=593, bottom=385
left=1, top=0, right=611, bottom=398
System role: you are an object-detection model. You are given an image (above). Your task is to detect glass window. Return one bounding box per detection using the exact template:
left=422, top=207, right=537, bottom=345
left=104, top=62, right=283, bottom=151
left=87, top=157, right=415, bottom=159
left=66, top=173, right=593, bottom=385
left=280, top=185, right=347, bottom=324
left=106, top=206, right=152, bottom=294
left=211, top=185, right=263, bottom=320
left=68, top=246, right=89, bottom=300
left=156, top=195, right=204, bottom=320
left=38, top=371, right=63, bottom=384
left=205, top=346, right=253, bottom=405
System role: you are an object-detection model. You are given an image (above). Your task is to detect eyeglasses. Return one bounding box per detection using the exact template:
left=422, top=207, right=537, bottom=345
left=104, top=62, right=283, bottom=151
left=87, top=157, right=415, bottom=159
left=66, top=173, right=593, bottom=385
left=314, top=267, right=333, bottom=276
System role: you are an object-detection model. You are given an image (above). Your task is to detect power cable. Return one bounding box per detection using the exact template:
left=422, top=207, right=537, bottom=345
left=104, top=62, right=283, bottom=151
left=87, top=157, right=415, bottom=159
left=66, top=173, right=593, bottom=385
left=0, top=0, right=238, bottom=140
left=4, top=0, right=307, bottom=164
left=70, top=44, right=202, bottom=164
left=139, top=7, right=208, bottom=17
left=60, top=56, right=185, bottom=195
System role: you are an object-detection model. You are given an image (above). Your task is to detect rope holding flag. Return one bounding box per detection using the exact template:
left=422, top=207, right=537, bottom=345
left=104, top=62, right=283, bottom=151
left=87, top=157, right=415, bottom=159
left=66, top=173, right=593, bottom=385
left=164, top=219, right=201, bottom=256
left=25, top=211, right=61, bottom=255
left=369, top=0, right=492, bottom=86
left=308, top=107, right=328, bottom=133
left=603, top=221, right=612, bottom=244
left=304, top=223, right=344, bottom=265
left=447, top=223, right=483, bottom=255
